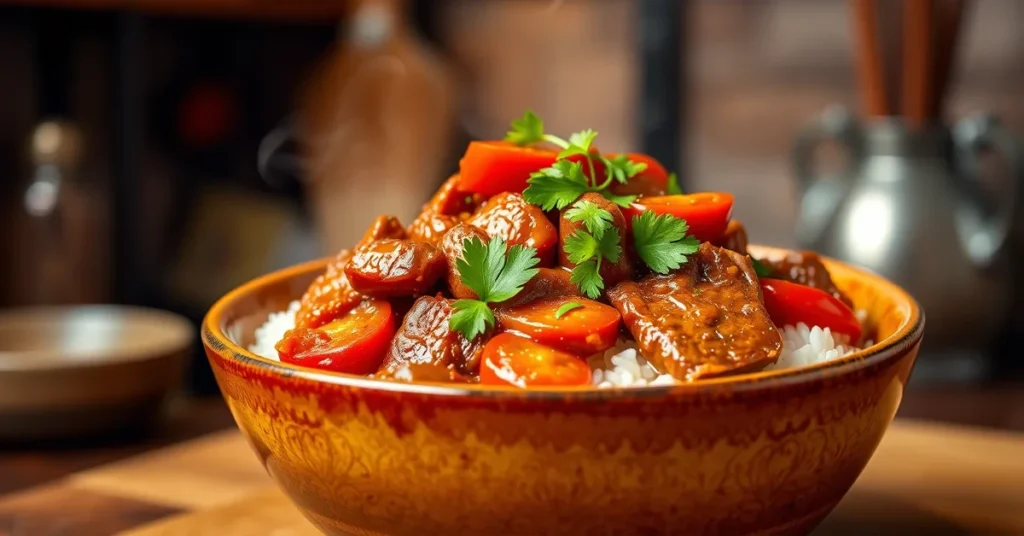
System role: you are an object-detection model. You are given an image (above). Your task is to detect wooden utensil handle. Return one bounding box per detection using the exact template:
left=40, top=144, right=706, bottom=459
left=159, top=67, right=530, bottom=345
left=851, top=0, right=890, bottom=117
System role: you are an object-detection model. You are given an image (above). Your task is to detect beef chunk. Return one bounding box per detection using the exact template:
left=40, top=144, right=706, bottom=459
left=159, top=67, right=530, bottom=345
left=407, top=211, right=459, bottom=246
left=345, top=239, right=446, bottom=297
left=377, top=296, right=487, bottom=382
left=499, top=267, right=582, bottom=308
left=296, top=215, right=408, bottom=328
left=468, top=192, right=558, bottom=264
left=295, top=250, right=362, bottom=329
left=759, top=251, right=854, bottom=308
left=427, top=174, right=485, bottom=216
left=712, top=220, right=748, bottom=256
left=439, top=224, right=490, bottom=300
left=558, top=192, right=633, bottom=289
left=360, top=215, right=407, bottom=246
left=607, top=243, right=782, bottom=380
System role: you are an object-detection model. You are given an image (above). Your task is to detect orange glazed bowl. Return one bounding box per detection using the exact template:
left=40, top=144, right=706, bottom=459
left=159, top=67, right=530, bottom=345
left=202, top=245, right=924, bottom=536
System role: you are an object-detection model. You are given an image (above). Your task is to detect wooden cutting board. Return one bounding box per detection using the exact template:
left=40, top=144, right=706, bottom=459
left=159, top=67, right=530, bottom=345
left=0, top=419, right=1021, bottom=536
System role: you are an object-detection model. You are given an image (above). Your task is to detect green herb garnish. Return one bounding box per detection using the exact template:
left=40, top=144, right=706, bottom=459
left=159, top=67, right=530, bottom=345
left=565, top=200, right=614, bottom=239
left=507, top=110, right=642, bottom=210
left=666, top=172, right=683, bottom=195
left=632, top=211, right=700, bottom=274
left=449, top=237, right=540, bottom=340
left=752, top=258, right=774, bottom=278
left=554, top=301, right=584, bottom=319
left=521, top=160, right=589, bottom=211
left=602, top=154, right=648, bottom=186
left=563, top=199, right=622, bottom=299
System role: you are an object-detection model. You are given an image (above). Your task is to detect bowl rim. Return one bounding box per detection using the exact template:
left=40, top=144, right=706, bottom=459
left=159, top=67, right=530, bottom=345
left=202, top=244, right=924, bottom=399
left=0, top=305, right=195, bottom=372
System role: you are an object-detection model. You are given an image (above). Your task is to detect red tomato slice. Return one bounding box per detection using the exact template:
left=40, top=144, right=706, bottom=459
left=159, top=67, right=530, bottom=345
left=275, top=300, right=395, bottom=374
left=456, top=141, right=558, bottom=196
left=759, top=279, right=862, bottom=343
left=497, top=296, right=621, bottom=356
left=623, top=192, right=734, bottom=242
left=479, top=333, right=592, bottom=388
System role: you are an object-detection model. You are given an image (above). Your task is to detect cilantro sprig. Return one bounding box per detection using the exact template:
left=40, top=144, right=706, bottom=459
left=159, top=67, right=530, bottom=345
left=505, top=110, right=647, bottom=211
left=565, top=200, right=614, bottom=239
left=563, top=199, right=623, bottom=298
left=632, top=211, right=700, bottom=274
left=449, top=237, right=540, bottom=340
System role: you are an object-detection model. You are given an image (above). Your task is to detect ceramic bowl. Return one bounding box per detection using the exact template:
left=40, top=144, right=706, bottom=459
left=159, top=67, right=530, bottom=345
left=0, top=305, right=193, bottom=442
left=202, top=245, right=924, bottom=536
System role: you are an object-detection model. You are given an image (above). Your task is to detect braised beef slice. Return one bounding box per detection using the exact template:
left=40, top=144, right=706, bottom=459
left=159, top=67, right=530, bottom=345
left=428, top=174, right=485, bottom=216
left=468, top=192, right=558, bottom=265
left=607, top=243, right=782, bottom=381
left=344, top=239, right=446, bottom=297
left=759, top=251, right=854, bottom=308
left=359, top=215, right=407, bottom=246
left=498, top=267, right=582, bottom=308
left=712, top=220, right=749, bottom=256
left=377, top=296, right=486, bottom=382
left=439, top=224, right=490, bottom=300
left=297, top=213, right=419, bottom=327
left=295, top=250, right=363, bottom=329
left=558, top=192, right=633, bottom=288
left=407, top=211, right=459, bottom=246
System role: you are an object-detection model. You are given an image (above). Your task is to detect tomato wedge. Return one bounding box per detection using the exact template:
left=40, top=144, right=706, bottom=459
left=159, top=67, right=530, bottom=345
left=456, top=141, right=558, bottom=196
left=479, top=333, right=592, bottom=388
left=497, top=296, right=621, bottom=356
left=275, top=300, right=396, bottom=374
left=623, top=192, right=734, bottom=242
left=759, top=279, right=862, bottom=343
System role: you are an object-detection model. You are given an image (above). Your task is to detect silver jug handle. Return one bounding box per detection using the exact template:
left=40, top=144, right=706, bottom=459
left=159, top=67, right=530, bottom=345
left=951, top=113, right=1021, bottom=268
left=791, top=105, right=863, bottom=192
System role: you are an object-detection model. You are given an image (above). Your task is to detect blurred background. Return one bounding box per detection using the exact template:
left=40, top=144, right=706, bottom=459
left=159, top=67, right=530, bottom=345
left=0, top=0, right=1021, bottom=427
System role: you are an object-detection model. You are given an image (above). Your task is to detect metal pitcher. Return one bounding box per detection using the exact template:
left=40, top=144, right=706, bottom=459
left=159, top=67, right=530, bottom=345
left=792, top=107, right=1022, bottom=382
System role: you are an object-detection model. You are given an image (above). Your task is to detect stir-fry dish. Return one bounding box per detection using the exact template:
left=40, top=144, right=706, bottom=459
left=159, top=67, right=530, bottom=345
left=250, top=112, right=867, bottom=388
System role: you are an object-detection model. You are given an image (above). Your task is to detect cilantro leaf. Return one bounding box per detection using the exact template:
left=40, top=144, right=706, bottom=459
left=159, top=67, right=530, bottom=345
left=599, top=190, right=638, bottom=208
left=489, top=244, right=541, bottom=302
left=564, top=225, right=622, bottom=297
left=450, top=300, right=494, bottom=341
left=569, top=259, right=603, bottom=299
left=504, top=110, right=545, bottom=146
left=557, top=129, right=598, bottom=159
left=449, top=237, right=541, bottom=340
left=523, top=160, right=589, bottom=211
left=752, top=258, right=774, bottom=278
left=601, top=154, right=648, bottom=185
left=597, top=227, right=622, bottom=263
left=566, top=199, right=613, bottom=239
left=564, top=230, right=600, bottom=265
left=666, top=172, right=683, bottom=195
left=632, top=211, right=700, bottom=274
left=554, top=301, right=583, bottom=319
left=455, top=237, right=494, bottom=299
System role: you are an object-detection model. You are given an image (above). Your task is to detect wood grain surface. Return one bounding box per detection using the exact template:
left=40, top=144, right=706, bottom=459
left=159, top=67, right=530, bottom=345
left=0, top=419, right=1021, bottom=535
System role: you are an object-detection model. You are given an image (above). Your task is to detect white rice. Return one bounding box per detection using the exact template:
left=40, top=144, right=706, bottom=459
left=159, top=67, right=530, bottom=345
left=248, top=301, right=865, bottom=388
left=248, top=300, right=300, bottom=361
